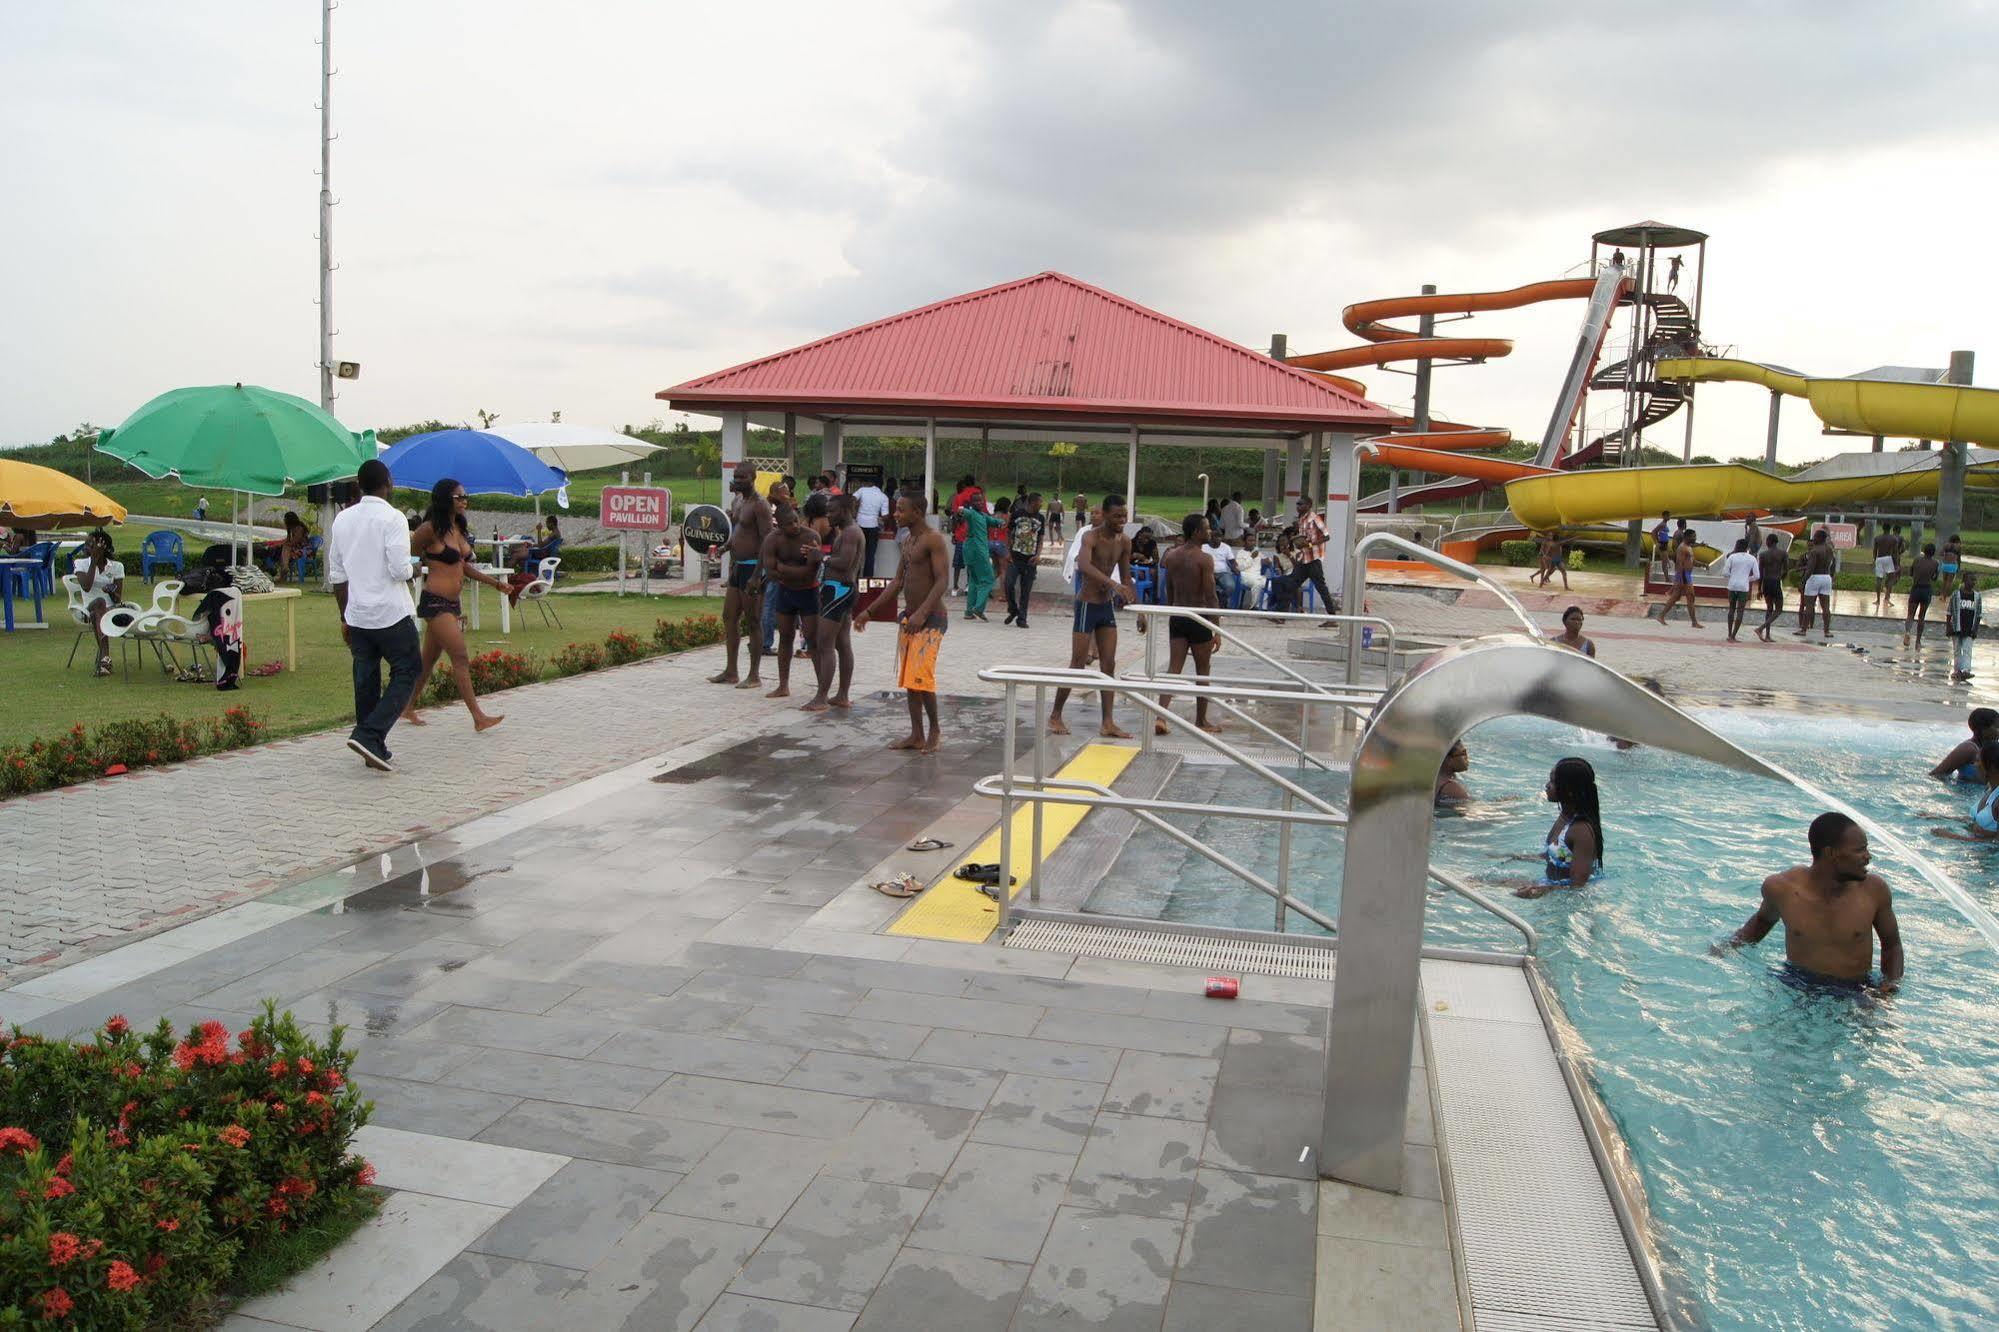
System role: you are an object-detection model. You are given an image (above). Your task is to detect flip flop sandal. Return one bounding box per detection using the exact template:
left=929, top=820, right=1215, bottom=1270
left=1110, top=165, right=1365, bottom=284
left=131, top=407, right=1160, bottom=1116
left=906, top=838, right=954, bottom=852
left=870, top=874, right=924, bottom=899
left=953, top=862, right=998, bottom=883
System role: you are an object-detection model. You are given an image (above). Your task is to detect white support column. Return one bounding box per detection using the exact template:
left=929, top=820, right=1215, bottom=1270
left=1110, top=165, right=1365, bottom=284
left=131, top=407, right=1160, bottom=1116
left=1262, top=450, right=1280, bottom=517
left=1305, top=431, right=1323, bottom=507
left=720, top=411, right=748, bottom=470
left=1324, top=435, right=1357, bottom=602
left=783, top=413, right=797, bottom=477
left=923, top=419, right=937, bottom=528
left=823, top=421, right=844, bottom=479
left=1283, top=438, right=1304, bottom=509
left=1125, top=426, right=1139, bottom=513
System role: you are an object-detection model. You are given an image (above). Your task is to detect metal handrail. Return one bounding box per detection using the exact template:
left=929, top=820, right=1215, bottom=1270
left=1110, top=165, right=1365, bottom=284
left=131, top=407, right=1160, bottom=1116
left=1351, top=530, right=1540, bottom=636
left=1429, top=866, right=1536, bottom=951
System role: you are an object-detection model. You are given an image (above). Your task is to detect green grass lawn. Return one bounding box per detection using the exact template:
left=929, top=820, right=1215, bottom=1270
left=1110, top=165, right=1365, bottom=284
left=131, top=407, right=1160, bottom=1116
left=0, top=588, right=723, bottom=749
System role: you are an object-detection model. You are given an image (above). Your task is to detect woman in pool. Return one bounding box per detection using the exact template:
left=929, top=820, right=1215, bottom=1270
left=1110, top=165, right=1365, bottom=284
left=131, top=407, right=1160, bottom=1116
left=401, top=478, right=508, bottom=733
left=1513, top=756, right=1604, bottom=897
left=1548, top=605, right=1597, bottom=658
left=1932, top=740, right=1999, bottom=842
left=1435, top=740, right=1471, bottom=805
left=1927, top=707, right=1997, bottom=783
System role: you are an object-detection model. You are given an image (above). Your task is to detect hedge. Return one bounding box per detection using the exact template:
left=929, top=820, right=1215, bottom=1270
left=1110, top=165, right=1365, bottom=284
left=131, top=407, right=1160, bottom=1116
left=0, top=709, right=264, bottom=799
left=417, top=616, right=723, bottom=707
left=0, top=1006, right=374, bottom=1328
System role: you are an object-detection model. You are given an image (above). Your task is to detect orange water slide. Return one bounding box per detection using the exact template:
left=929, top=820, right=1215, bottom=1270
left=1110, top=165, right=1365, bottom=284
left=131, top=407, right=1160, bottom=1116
left=1358, top=443, right=1554, bottom=484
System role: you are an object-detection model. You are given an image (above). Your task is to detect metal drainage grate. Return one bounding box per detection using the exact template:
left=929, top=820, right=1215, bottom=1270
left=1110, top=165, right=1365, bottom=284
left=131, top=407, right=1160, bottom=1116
left=1005, top=919, right=1336, bottom=980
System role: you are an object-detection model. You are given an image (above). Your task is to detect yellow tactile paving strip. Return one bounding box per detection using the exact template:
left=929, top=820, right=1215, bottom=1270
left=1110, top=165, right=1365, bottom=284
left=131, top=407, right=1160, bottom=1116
left=885, top=742, right=1139, bottom=943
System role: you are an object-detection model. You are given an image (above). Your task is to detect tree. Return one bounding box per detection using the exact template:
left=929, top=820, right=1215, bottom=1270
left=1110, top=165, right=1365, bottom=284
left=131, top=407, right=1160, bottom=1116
left=688, top=438, right=722, bottom=501
left=550, top=410, right=562, bottom=424
left=476, top=408, right=500, bottom=429
left=1048, top=442, right=1078, bottom=492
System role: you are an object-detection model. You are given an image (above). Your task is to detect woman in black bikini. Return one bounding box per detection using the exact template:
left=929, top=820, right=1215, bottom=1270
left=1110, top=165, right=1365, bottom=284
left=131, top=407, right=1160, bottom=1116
left=401, top=479, right=507, bottom=732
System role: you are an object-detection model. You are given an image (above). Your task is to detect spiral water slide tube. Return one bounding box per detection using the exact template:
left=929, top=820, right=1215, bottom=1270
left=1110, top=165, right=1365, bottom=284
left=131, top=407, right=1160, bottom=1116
left=1502, top=358, right=1999, bottom=528
left=1287, top=270, right=1630, bottom=509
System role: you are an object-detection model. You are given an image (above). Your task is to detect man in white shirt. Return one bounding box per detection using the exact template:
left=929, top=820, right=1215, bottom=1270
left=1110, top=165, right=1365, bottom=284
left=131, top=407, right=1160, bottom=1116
left=851, top=478, right=890, bottom=577
left=1219, top=492, right=1246, bottom=541
left=1202, top=531, right=1243, bottom=609
left=72, top=528, right=126, bottom=676
left=1721, top=537, right=1761, bottom=643
left=328, top=459, right=419, bottom=771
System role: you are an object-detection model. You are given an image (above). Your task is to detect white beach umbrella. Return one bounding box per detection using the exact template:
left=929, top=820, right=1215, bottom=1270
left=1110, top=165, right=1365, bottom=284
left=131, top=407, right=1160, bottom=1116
left=484, top=422, right=663, bottom=474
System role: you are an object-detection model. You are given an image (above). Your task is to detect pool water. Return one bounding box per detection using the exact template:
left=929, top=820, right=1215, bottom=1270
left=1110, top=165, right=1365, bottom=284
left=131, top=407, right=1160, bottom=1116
left=1088, top=711, right=1999, bottom=1331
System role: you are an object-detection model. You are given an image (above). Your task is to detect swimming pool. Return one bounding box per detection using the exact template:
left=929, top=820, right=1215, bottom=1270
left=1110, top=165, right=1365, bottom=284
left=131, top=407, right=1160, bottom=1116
left=1086, top=710, right=1999, bottom=1331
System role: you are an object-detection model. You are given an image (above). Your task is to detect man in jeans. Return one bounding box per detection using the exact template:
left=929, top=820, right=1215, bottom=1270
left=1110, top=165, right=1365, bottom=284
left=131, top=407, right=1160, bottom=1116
left=1003, top=492, right=1046, bottom=627
left=328, top=458, right=419, bottom=771
left=1285, top=495, right=1337, bottom=622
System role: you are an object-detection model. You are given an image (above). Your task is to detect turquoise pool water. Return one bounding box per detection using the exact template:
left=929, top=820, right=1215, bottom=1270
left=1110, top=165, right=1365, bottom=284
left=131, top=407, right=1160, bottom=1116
left=1089, top=711, right=1999, bottom=1330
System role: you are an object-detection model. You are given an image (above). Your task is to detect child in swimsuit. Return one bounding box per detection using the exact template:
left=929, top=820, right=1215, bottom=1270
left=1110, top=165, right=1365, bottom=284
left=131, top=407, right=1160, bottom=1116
left=1514, top=756, right=1605, bottom=898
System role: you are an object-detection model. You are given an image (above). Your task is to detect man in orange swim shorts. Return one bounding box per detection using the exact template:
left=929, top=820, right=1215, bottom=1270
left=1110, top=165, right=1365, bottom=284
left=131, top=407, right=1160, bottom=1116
left=856, top=488, right=951, bottom=753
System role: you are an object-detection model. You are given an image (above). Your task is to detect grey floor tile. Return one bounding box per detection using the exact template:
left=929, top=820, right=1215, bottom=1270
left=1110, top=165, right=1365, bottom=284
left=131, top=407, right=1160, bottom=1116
left=478, top=927, right=610, bottom=975
left=362, top=1075, right=522, bottom=1139
left=404, top=1004, right=614, bottom=1056
left=1199, top=1084, right=1320, bottom=1181
left=558, top=1212, right=767, bottom=1331
left=638, top=1074, right=872, bottom=1139
left=702, top=903, right=820, bottom=947
left=1161, top=1279, right=1311, bottom=1331
left=280, top=988, right=450, bottom=1042
left=821, top=1101, right=978, bottom=1190
left=1014, top=1206, right=1184, bottom=1332
left=1403, top=1143, right=1443, bottom=1202
left=852, top=1250, right=1028, bottom=1332
left=968, top=1073, right=1105, bottom=1152
left=781, top=1050, right=1001, bottom=1112
left=591, top=1029, right=806, bottom=1083
left=409, top=970, right=580, bottom=1015
left=1314, top=1234, right=1461, bottom=1329
left=546, top=987, right=747, bottom=1034
left=1316, top=1181, right=1447, bottom=1248
left=1101, top=1051, right=1220, bottom=1121
left=959, top=973, right=1152, bottom=1015
left=656, top=1128, right=829, bottom=1228
left=436, top=1047, right=669, bottom=1111
left=908, top=1142, right=1075, bottom=1264
left=681, top=973, right=868, bottom=1017
left=470, top=1159, right=681, bottom=1271
left=195, top=943, right=393, bottom=1010
left=349, top=1037, right=481, bottom=1084
left=696, top=1294, right=856, bottom=1330
left=552, top=958, right=701, bottom=997
left=910, top=1029, right=1119, bottom=1082
left=1176, top=1168, right=1317, bottom=1297
left=727, top=1175, right=929, bottom=1312
left=478, top=1099, right=728, bottom=1170
left=729, top=1007, right=931, bottom=1060
left=1139, top=989, right=1328, bottom=1036
left=673, top=942, right=815, bottom=978
left=373, top=1252, right=581, bottom=1331
left=1031, top=1008, right=1228, bottom=1058
left=1065, top=1110, right=1205, bottom=1219
left=1219, top=1027, right=1325, bottom=1097
left=846, top=990, right=1043, bottom=1037
left=337, top=942, right=493, bottom=998
left=795, top=956, right=974, bottom=998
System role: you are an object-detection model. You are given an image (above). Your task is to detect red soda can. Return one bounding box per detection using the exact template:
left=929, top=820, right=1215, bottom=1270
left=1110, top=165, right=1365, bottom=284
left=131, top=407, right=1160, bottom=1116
left=1204, top=976, right=1239, bottom=1000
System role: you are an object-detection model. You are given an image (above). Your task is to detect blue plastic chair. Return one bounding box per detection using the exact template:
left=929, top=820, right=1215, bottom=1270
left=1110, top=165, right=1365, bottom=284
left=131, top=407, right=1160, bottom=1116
left=24, top=542, right=56, bottom=596
left=291, top=534, right=323, bottom=583
left=141, top=531, right=185, bottom=582
left=1132, top=565, right=1159, bottom=605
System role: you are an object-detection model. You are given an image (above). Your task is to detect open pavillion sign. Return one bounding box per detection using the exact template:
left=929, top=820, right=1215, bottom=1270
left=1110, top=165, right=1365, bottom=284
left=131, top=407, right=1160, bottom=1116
left=600, top=485, right=671, bottom=531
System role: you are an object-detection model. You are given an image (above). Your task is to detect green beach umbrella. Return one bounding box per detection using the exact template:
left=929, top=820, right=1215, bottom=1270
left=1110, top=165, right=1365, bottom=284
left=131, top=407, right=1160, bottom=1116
left=95, top=383, right=375, bottom=496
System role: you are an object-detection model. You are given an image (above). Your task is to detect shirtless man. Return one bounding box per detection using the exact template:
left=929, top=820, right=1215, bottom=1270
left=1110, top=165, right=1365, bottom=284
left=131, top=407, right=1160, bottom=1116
left=803, top=492, right=862, bottom=713
left=759, top=501, right=821, bottom=699
left=1871, top=525, right=1899, bottom=613
left=1904, top=542, right=1942, bottom=648
left=1654, top=531, right=1704, bottom=629
left=1050, top=494, right=1135, bottom=738
left=710, top=462, right=774, bottom=688
left=1155, top=513, right=1222, bottom=735
left=1754, top=533, right=1787, bottom=641
left=856, top=490, right=949, bottom=752
left=1794, top=528, right=1836, bottom=640
left=1722, top=812, right=1903, bottom=995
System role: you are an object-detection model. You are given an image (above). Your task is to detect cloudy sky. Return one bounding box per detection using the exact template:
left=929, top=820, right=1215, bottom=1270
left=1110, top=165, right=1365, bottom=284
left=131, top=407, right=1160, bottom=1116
left=5, top=1, right=1996, bottom=465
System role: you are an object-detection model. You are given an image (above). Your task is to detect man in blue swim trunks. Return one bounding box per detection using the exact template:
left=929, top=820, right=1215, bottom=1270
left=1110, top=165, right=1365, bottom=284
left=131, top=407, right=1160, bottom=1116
left=1049, top=494, right=1135, bottom=738
left=801, top=492, right=862, bottom=714
left=1723, top=812, right=1903, bottom=995
left=710, top=462, right=774, bottom=689
left=759, top=500, right=821, bottom=700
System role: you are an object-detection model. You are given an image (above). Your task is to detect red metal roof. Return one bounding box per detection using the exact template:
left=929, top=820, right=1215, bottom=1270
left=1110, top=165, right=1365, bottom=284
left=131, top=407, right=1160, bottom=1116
left=660, top=271, right=1397, bottom=432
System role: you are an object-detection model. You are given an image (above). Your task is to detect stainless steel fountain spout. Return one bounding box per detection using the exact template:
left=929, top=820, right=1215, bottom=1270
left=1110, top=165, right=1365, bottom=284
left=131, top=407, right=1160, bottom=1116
left=1319, top=634, right=1784, bottom=1192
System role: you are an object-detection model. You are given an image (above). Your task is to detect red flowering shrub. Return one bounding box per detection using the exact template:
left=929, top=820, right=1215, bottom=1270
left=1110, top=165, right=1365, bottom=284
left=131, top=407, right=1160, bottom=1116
left=550, top=641, right=607, bottom=677
left=0, top=709, right=268, bottom=799
left=421, top=648, right=541, bottom=704
left=0, top=1006, right=375, bottom=1324
left=651, top=614, right=724, bottom=653
left=602, top=629, right=648, bottom=666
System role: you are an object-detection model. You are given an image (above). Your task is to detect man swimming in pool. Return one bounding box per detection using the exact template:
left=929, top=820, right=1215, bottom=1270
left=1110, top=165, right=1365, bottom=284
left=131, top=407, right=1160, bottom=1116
left=1155, top=513, right=1223, bottom=735
left=1927, top=707, right=1998, bottom=783
left=1722, top=812, right=1903, bottom=994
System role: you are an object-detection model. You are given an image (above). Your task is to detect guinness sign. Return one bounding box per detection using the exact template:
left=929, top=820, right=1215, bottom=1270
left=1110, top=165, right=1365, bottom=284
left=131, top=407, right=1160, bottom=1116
left=681, top=504, right=731, bottom=554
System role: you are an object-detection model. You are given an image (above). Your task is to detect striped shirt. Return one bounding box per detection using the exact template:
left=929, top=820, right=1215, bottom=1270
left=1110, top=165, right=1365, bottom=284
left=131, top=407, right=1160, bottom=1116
left=1296, top=511, right=1328, bottom=564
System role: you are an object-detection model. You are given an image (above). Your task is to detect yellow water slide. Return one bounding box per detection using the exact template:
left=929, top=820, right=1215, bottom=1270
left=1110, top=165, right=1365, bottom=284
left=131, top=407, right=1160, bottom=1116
left=1504, top=358, right=1999, bottom=528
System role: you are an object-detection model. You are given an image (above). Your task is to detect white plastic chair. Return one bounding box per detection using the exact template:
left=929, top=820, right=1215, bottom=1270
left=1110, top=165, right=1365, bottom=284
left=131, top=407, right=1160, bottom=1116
left=146, top=579, right=184, bottom=616
left=63, top=574, right=145, bottom=674
left=517, top=556, right=562, bottom=629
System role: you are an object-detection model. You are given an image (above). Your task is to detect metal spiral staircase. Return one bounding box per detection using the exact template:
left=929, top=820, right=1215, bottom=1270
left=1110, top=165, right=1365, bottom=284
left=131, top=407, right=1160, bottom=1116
left=1568, top=290, right=1697, bottom=467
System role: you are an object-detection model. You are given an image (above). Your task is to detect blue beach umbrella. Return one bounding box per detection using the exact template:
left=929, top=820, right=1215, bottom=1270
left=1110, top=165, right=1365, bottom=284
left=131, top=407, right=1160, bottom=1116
left=377, top=429, right=567, bottom=498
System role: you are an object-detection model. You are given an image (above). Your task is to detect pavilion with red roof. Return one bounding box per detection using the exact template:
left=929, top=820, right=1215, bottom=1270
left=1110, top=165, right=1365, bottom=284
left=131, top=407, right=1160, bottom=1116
left=657, top=272, right=1398, bottom=567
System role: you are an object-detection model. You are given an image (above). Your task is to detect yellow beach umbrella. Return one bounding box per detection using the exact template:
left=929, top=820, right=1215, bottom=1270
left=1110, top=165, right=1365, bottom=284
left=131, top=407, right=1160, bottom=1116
left=0, top=458, right=128, bottom=531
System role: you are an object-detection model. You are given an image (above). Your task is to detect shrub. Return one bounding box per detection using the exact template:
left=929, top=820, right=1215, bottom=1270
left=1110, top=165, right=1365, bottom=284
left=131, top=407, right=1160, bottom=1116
left=1499, top=540, right=1538, bottom=566
left=1567, top=550, right=1586, bottom=570
left=0, top=1007, right=374, bottom=1324
left=422, top=648, right=541, bottom=704
left=602, top=629, right=648, bottom=666
left=0, top=709, right=267, bottom=799
left=550, top=641, right=607, bottom=676
left=547, top=544, right=623, bottom=574
left=652, top=615, right=724, bottom=653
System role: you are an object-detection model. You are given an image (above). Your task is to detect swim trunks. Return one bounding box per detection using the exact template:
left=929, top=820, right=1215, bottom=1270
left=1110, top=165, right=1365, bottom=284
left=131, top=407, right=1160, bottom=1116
left=896, top=617, right=945, bottom=693
left=1874, top=556, right=1896, bottom=577
left=1168, top=614, right=1215, bottom=645
left=728, top=558, right=759, bottom=591
left=417, top=590, right=461, bottom=620
left=1727, top=589, right=1749, bottom=609
left=1677, top=570, right=1694, bottom=586
left=818, top=579, right=854, bottom=622
left=1804, top=574, right=1834, bottom=597
left=1761, top=576, right=1784, bottom=600
left=1910, top=583, right=1934, bottom=610
left=1073, top=599, right=1117, bottom=634
left=1941, top=562, right=1960, bottom=575
left=774, top=584, right=818, bottom=618
left=1779, top=962, right=1881, bottom=996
